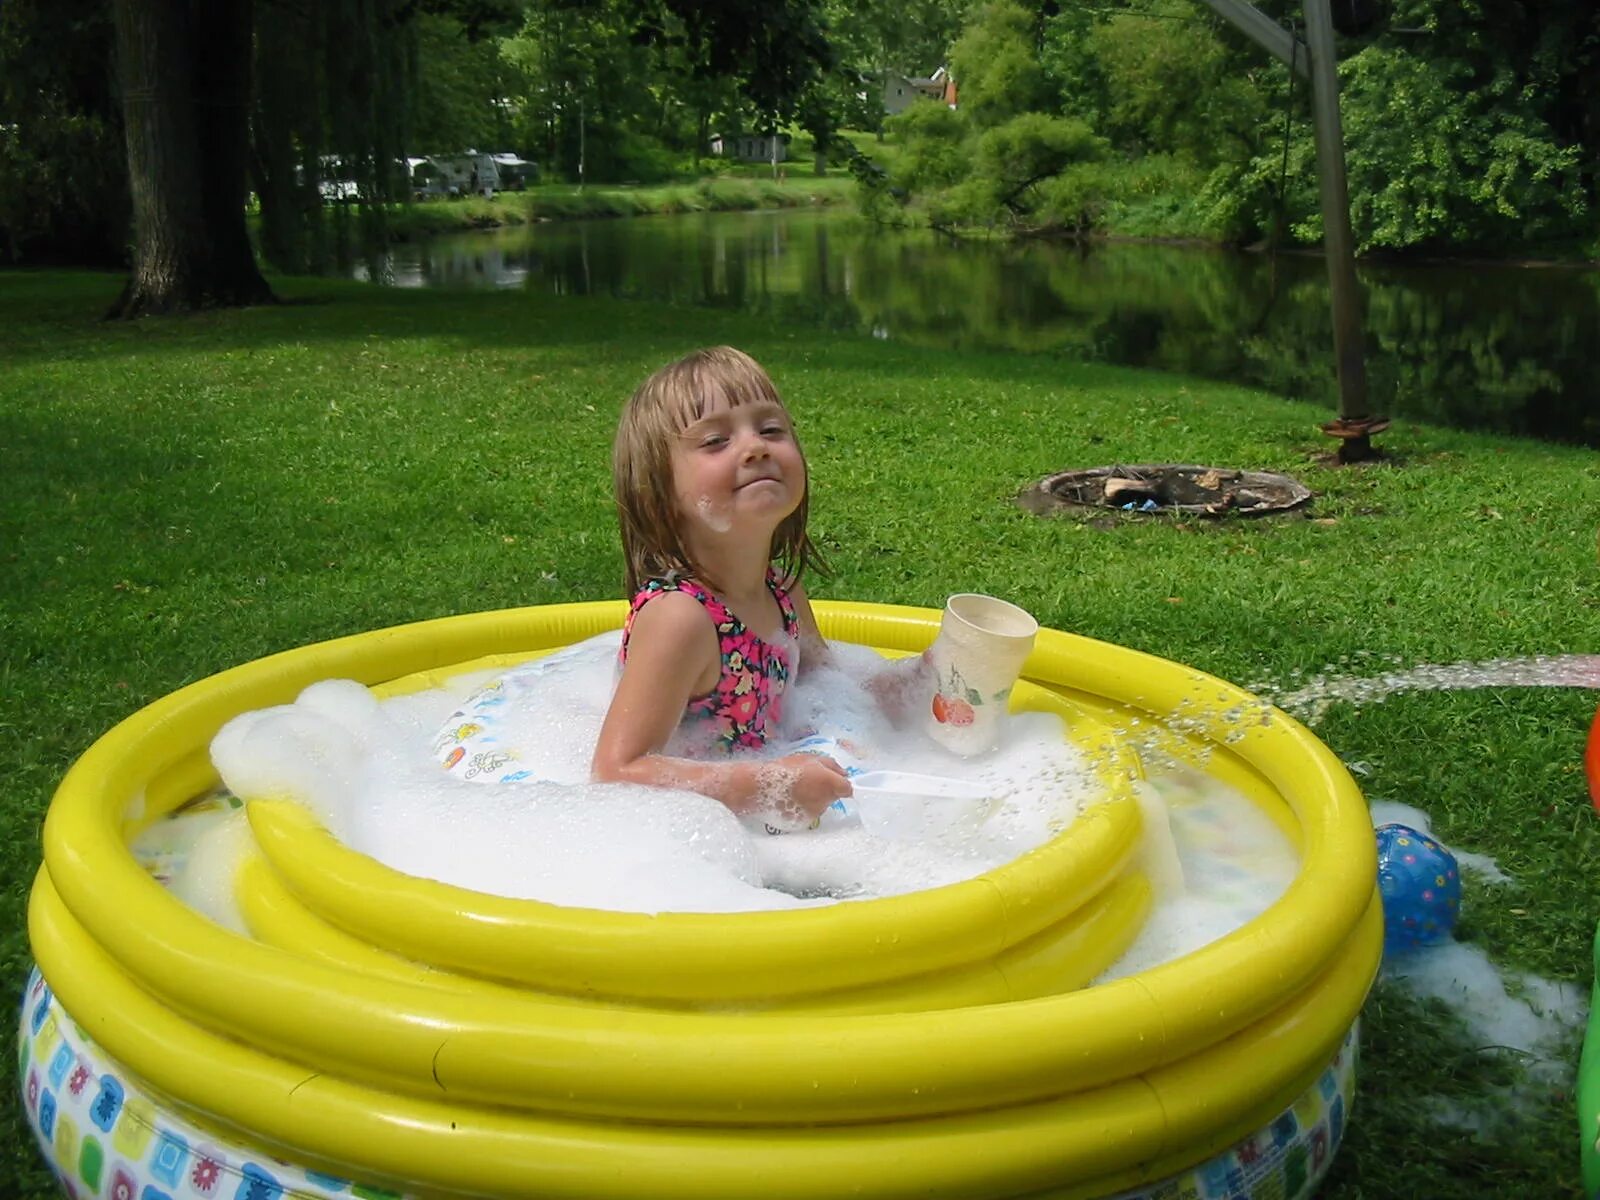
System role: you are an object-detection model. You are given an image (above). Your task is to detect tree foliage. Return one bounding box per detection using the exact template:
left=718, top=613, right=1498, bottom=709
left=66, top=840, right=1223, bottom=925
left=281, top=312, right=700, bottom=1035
left=6, top=0, right=1597, bottom=279
left=0, top=0, right=127, bottom=264
left=881, top=0, right=1600, bottom=255
left=951, top=1, right=1053, bottom=127
left=1326, top=44, right=1587, bottom=251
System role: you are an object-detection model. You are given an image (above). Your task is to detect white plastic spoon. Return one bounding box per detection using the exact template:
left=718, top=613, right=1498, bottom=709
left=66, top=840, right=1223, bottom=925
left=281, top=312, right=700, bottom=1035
left=846, top=771, right=997, bottom=841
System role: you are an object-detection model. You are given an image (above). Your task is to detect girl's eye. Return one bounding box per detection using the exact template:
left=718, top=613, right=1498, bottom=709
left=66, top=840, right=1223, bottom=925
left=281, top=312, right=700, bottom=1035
left=761, top=424, right=788, bottom=437
left=699, top=434, right=727, bottom=448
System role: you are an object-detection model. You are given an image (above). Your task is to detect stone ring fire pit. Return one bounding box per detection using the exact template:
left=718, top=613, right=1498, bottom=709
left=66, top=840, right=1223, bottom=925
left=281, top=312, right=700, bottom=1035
left=1020, top=464, right=1312, bottom=518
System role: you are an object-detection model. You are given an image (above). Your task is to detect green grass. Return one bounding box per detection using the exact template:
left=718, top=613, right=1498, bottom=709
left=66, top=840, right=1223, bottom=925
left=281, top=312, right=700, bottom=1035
left=836, top=127, right=907, bottom=175
left=2, top=268, right=1597, bottom=1197
left=376, top=175, right=857, bottom=242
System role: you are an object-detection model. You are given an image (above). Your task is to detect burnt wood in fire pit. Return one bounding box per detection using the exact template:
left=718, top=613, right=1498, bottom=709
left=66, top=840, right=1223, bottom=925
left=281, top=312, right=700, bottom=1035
left=1019, top=464, right=1312, bottom=518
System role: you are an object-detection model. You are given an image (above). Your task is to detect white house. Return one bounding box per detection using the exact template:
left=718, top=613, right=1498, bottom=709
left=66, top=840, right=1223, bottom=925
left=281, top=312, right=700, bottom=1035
left=883, top=66, right=957, bottom=115
left=707, top=132, right=790, bottom=163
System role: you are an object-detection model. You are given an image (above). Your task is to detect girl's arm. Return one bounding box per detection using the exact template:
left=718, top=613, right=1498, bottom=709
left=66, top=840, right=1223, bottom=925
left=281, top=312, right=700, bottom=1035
left=788, top=578, right=832, bottom=671
left=591, top=592, right=848, bottom=823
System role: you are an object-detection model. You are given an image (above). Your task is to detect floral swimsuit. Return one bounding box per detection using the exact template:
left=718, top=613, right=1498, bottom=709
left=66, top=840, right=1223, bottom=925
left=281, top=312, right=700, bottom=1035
left=619, top=570, right=798, bottom=751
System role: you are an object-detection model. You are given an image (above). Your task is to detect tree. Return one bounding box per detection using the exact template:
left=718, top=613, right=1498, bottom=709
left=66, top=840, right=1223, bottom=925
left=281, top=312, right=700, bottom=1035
left=110, top=0, right=511, bottom=311
left=250, top=0, right=421, bottom=276
left=0, top=0, right=128, bottom=266
left=409, top=14, right=513, bottom=154
left=824, top=0, right=965, bottom=138
left=1321, top=45, right=1586, bottom=253
left=951, top=0, right=1054, bottom=127
left=498, top=0, right=835, bottom=183
left=501, top=1, right=668, bottom=184
left=108, top=0, right=273, bottom=316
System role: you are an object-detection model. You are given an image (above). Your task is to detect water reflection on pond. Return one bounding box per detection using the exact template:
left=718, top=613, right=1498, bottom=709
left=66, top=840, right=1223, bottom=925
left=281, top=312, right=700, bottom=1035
left=354, top=209, right=1600, bottom=447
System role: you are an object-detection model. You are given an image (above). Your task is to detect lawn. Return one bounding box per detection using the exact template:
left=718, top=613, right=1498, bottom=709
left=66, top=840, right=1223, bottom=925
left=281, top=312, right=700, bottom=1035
left=1, top=268, right=1596, bottom=1197
left=375, top=174, right=857, bottom=243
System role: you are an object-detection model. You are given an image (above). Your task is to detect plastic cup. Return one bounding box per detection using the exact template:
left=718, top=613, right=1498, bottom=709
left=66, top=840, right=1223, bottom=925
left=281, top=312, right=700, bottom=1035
left=926, top=594, right=1039, bottom=756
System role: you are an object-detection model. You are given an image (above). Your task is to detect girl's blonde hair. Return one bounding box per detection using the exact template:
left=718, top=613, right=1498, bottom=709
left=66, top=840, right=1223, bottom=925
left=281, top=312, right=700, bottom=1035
left=613, top=346, right=827, bottom=596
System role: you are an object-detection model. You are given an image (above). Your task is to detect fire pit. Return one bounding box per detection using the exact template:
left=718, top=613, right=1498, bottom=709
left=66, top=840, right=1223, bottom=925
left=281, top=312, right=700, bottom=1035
left=1020, top=464, right=1312, bottom=518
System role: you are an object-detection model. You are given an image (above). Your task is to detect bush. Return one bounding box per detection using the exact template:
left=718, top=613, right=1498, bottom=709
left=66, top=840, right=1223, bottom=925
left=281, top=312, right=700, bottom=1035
left=886, top=104, right=970, bottom=193
left=1318, top=47, right=1588, bottom=253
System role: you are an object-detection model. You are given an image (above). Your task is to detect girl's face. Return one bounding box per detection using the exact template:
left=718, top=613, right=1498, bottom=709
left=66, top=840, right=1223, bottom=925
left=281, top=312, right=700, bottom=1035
left=670, top=392, right=805, bottom=543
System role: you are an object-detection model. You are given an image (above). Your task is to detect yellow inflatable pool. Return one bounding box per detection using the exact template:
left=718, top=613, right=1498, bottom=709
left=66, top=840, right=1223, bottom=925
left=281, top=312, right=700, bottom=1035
left=20, top=601, right=1381, bottom=1200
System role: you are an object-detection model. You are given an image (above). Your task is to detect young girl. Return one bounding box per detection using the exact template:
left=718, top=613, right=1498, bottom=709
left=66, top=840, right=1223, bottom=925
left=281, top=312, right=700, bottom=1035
left=590, top=346, right=853, bottom=828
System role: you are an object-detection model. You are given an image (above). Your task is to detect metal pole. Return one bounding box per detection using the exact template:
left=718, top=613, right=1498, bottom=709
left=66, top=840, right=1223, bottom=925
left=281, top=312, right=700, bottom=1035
left=1197, top=0, right=1308, bottom=76
left=1303, top=0, right=1378, bottom=458
left=1195, top=0, right=1383, bottom=459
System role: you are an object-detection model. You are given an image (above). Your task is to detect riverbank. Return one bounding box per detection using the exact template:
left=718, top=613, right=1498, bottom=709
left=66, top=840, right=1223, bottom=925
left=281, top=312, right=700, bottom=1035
left=2, top=270, right=1595, bottom=1197
left=844, top=138, right=1600, bottom=266
left=375, top=174, right=856, bottom=243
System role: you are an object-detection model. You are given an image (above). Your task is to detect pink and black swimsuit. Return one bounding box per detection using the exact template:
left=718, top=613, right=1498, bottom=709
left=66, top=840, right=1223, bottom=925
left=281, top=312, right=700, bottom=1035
left=619, top=570, right=798, bottom=751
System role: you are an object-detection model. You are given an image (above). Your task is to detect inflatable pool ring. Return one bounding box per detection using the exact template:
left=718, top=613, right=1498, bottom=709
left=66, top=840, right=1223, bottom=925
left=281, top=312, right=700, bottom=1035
left=431, top=652, right=574, bottom=781
left=20, top=600, right=1383, bottom=1200
left=20, top=964, right=1358, bottom=1200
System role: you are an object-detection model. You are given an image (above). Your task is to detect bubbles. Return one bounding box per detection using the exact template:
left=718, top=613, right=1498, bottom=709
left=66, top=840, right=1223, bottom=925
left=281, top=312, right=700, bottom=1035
left=694, top=494, right=732, bottom=533
left=1100, top=690, right=1277, bottom=775
left=750, top=760, right=805, bottom=831
left=1095, top=767, right=1297, bottom=983
left=186, top=633, right=1100, bottom=916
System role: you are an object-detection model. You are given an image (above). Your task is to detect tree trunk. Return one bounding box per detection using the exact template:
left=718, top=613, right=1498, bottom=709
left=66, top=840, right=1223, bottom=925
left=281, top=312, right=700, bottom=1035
left=194, top=0, right=268, bottom=295
left=109, top=0, right=274, bottom=317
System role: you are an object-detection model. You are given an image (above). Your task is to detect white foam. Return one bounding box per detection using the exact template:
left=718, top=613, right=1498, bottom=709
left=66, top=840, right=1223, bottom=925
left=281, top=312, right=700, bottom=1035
left=188, top=634, right=1103, bottom=915
left=1370, top=799, right=1436, bottom=833
left=694, top=494, right=732, bottom=533
left=1385, top=940, right=1585, bottom=1081
left=1367, top=799, right=1586, bottom=1131
left=1096, top=768, right=1298, bottom=982
left=167, top=810, right=255, bottom=936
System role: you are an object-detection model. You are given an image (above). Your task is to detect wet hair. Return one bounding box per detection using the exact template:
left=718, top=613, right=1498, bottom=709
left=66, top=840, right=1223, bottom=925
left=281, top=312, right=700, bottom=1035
left=612, top=346, right=828, bottom=596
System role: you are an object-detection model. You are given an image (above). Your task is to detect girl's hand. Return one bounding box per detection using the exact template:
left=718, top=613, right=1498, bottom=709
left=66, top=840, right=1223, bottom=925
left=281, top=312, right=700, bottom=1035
left=763, top=754, right=852, bottom=824
left=864, top=652, right=933, bottom=727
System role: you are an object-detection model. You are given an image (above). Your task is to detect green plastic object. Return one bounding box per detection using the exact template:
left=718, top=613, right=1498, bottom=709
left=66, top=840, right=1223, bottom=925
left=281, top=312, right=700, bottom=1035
left=1580, top=920, right=1600, bottom=1197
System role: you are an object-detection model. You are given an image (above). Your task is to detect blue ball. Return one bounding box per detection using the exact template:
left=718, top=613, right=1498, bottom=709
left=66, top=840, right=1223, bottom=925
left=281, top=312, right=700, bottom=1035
left=1375, top=823, right=1461, bottom=955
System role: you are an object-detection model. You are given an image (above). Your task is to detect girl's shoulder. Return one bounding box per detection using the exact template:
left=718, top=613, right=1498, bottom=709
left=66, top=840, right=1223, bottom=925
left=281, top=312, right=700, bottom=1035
left=632, top=574, right=722, bottom=616
left=621, top=575, right=727, bottom=661
left=619, top=582, right=720, bottom=667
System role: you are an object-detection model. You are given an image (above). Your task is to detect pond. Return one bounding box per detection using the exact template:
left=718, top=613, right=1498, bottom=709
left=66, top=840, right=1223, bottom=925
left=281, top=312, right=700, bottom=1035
left=354, top=208, right=1600, bottom=448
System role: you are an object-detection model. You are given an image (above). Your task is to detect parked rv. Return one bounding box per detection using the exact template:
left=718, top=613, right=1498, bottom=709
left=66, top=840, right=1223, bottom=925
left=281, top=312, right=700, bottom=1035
left=408, top=152, right=537, bottom=199
left=490, top=153, right=537, bottom=190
